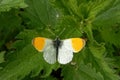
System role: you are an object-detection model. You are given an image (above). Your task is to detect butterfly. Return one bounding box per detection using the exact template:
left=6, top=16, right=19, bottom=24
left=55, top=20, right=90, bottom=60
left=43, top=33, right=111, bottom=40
left=32, top=37, right=85, bottom=64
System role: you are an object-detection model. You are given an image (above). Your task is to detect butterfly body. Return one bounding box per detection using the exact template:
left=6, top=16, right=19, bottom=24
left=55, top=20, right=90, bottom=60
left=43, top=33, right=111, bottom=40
left=32, top=37, right=85, bottom=64
left=53, top=38, right=62, bottom=59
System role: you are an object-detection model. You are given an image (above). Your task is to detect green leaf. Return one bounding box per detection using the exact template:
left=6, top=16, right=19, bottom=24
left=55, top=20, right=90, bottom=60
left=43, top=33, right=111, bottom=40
left=0, top=10, right=22, bottom=50
left=0, top=51, right=5, bottom=70
left=0, top=51, right=5, bottom=63
left=62, top=62, right=104, bottom=80
left=24, top=0, right=58, bottom=30
left=88, top=42, right=119, bottom=80
left=89, top=0, right=116, bottom=18
left=114, top=56, right=120, bottom=74
left=0, top=0, right=27, bottom=12
left=92, top=1, right=120, bottom=47
left=23, top=0, right=84, bottom=39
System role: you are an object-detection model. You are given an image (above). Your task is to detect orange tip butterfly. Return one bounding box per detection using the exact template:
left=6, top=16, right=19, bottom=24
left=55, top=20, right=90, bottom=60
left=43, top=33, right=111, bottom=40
left=32, top=37, right=85, bottom=64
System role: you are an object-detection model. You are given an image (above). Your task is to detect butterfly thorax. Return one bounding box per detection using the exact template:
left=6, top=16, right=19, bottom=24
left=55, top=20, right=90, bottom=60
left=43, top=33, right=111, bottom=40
left=53, top=38, right=62, bottom=48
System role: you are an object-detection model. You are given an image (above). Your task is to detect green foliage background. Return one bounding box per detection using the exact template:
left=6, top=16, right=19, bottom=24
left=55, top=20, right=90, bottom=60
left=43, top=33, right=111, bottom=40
left=0, top=0, right=120, bottom=80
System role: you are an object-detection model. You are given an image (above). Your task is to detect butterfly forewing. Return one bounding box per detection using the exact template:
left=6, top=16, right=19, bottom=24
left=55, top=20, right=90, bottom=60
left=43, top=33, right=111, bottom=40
left=71, top=38, right=85, bottom=52
left=32, top=37, right=46, bottom=52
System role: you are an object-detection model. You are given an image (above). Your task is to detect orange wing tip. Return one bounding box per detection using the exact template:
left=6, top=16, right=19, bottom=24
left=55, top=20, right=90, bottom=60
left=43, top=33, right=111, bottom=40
left=71, top=38, right=85, bottom=53
left=32, top=37, right=46, bottom=52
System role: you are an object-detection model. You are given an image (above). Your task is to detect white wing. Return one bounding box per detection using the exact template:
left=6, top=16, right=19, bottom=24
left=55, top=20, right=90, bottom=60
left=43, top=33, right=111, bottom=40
left=58, top=39, right=73, bottom=64
left=43, top=39, right=56, bottom=64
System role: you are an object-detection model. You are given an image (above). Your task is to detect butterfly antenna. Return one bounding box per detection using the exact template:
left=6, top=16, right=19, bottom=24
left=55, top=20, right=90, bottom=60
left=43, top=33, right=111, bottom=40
left=47, top=27, right=66, bottom=38
left=47, top=28, right=56, bottom=36
left=57, top=28, right=66, bottom=37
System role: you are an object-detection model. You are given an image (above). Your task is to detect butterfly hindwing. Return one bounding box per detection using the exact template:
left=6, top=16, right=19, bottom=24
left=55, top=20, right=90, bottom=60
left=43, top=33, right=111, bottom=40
left=32, top=37, right=56, bottom=64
